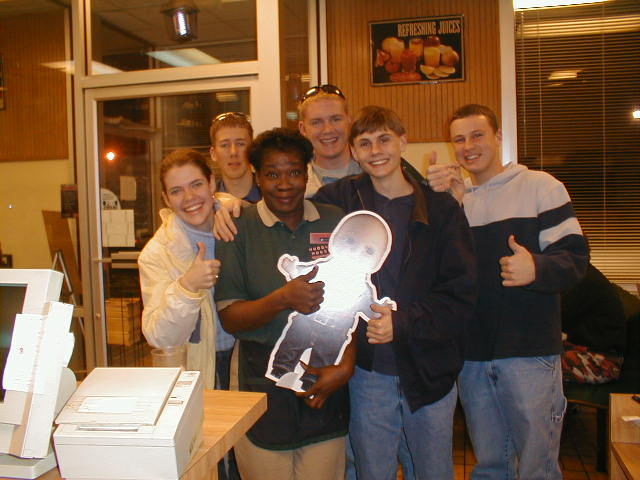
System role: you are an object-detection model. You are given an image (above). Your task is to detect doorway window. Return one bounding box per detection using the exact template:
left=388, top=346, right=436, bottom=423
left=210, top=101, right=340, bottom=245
left=98, top=89, right=249, bottom=366
left=90, top=0, right=257, bottom=74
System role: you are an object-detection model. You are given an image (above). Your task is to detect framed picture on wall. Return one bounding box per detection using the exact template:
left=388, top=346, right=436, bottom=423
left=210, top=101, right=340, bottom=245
left=0, top=55, right=4, bottom=110
left=370, top=15, right=464, bottom=86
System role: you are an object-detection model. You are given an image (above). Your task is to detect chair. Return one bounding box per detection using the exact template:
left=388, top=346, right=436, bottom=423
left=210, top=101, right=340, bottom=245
left=563, top=284, right=640, bottom=472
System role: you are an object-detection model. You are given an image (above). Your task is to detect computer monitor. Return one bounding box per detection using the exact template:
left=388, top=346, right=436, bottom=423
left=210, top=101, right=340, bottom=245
left=0, top=283, right=27, bottom=403
left=0, top=269, right=76, bottom=478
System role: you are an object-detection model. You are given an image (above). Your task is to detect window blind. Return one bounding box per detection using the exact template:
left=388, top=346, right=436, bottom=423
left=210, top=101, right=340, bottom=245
left=514, top=0, right=640, bottom=285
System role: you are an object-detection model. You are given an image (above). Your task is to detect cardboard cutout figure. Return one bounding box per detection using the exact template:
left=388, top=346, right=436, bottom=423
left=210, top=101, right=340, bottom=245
left=266, top=210, right=397, bottom=392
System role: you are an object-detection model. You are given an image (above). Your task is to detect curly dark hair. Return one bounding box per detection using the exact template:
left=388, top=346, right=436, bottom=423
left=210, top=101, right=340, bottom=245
left=248, top=128, right=314, bottom=171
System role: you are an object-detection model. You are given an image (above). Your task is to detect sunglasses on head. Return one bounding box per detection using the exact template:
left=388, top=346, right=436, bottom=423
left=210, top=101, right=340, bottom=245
left=212, top=111, right=250, bottom=124
left=299, top=84, right=346, bottom=103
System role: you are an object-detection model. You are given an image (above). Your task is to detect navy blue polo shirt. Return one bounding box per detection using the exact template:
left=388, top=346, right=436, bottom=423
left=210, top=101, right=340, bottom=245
left=370, top=190, right=415, bottom=375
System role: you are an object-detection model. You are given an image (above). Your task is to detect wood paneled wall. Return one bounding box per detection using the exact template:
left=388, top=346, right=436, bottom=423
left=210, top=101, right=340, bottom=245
left=327, top=0, right=501, bottom=142
left=0, top=10, right=69, bottom=162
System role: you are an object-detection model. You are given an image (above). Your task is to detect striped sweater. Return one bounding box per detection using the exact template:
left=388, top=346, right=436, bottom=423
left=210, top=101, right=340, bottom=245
left=462, top=163, right=589, bottom=360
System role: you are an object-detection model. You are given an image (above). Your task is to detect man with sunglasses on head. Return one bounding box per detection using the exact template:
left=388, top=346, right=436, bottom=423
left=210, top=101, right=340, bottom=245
left=297, top=84, right=361, bottom=197
left=214, top=85, right=425, bottom=242
left=210, top=112, right=261, bottom=204
left=214, top=89, right=427, bottom=479
left=209, top=111, right=259, bottom=480
left=298, top=85, right=424, bottom=197
left=209, top=111, right=260, bottom=395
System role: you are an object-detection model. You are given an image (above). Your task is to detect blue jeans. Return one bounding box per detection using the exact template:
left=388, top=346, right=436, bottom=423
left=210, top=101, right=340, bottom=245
left=346, top=431, right=415, bottom=480
left=349, top=366, right=456, bottom=480
left=216, top=348, right=233, bottom=390
left=458, top=356, right=566, bottom=480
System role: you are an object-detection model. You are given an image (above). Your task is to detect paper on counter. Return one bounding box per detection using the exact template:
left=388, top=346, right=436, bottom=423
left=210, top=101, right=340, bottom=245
left=622, top=416, right=640, bottom=427
left=78, top=397, right=138, bottom=414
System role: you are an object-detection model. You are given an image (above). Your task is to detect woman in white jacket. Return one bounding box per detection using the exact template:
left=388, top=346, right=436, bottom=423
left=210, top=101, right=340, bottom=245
left=138, top=148, right=225, bottom=389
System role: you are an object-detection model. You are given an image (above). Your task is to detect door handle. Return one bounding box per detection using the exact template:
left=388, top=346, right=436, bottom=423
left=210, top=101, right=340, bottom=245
left=93, top=257, right=112, bottom=264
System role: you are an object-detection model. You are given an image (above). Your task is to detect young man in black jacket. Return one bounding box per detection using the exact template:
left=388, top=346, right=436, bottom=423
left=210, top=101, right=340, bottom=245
left=214, top=106, right=476, bottom=479
left=313, top=105, right=477, bottom=479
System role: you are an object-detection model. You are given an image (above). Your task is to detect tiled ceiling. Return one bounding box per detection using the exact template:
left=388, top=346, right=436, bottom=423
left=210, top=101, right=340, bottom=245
left=1, top=0, right=307, bottom=70
left=93, top=0, right=257, bottom=48
left=0, top=0, right=258, bottom=49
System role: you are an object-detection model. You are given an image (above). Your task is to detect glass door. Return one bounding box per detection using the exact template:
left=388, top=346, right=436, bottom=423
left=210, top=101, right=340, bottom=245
left=84, top=81, right=252, bottom=367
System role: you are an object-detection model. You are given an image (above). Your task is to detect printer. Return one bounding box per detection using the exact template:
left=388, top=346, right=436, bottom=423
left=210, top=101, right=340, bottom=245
left=53, top=367, right=203, bottom=480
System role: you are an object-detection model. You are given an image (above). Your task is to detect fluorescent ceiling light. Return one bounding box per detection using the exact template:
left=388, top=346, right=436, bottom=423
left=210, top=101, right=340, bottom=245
left=514, top=0, right=608, bottom=9
left=633, top=109, right=640, bottom=120
left=147, top=48, right=220, bottom=67
left=215, top=92, right=239, bottom=103
left=91, top=62, right=124, bottom=75
left=518, top=14, right=640, bottom=37
left=42, top=61, right=123, bottom=75
left=548, top=69, right=581, bottom=80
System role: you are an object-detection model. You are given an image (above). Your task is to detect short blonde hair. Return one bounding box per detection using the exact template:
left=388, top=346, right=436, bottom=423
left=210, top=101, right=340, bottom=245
left=298, top=91, right=348, bottom=121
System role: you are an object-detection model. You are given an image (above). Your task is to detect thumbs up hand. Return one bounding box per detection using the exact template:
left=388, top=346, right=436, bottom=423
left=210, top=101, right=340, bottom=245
left=426, top=151, right=465, bottom=204
left=279, top=266, right=324, bottom=314
left=366, top=303, right=394, bottom=344
left=499, top=235, right=535, bottom=287
left=180, top=242, right=222, bottom=293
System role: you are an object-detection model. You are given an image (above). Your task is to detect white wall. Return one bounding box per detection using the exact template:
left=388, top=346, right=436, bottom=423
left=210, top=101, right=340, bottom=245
left=404, top=141, right=456, bottom=178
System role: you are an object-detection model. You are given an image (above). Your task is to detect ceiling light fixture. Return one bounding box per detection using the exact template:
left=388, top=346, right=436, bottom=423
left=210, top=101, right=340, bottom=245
left=147, top=49, right=220, bottom=67
left=42, top=61, right=123, bottom=75
left=162, top=0, right=199, bottom=42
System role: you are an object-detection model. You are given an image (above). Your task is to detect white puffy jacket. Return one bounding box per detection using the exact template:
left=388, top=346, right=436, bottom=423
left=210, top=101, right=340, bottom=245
left=138, top=208, right=216, bottom=388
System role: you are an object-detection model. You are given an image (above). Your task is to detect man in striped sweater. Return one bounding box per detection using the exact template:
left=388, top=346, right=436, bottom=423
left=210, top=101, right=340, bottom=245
left=428, top=104, right=589, bottom=480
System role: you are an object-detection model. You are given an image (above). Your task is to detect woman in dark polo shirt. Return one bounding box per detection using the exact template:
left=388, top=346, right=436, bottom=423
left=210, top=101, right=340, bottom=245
left=215, top=128, right=352, bottom=480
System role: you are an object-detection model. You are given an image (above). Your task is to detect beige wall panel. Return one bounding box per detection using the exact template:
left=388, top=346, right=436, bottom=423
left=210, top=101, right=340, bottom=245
left=327, top=0, right=501, bottom=142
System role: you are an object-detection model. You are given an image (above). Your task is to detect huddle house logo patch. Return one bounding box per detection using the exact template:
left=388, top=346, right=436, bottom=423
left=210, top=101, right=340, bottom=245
left=309, top=232, right=331, bottom=259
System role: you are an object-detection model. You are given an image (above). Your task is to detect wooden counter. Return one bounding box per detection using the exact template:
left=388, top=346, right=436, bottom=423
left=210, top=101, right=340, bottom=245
left=610, top=393, right=640, bottom=480
left=611, top=443, right=640, bottom=480
left=181, top=390, right=266, bottom=480
left=1, top=389, right=266, bottom=480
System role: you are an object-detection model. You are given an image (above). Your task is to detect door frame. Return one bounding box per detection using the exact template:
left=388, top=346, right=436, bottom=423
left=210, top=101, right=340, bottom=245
left=75, top=0, right=285, bottom=368
left=84, top=78, right=273, bottom=366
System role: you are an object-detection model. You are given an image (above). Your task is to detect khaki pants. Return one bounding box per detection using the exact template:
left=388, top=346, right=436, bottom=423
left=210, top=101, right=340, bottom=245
left=229, top=344, right=346, bottom=480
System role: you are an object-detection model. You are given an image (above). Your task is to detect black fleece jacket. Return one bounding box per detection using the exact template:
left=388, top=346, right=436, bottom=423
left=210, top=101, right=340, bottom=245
left=313, top=172, right=477, bottom=412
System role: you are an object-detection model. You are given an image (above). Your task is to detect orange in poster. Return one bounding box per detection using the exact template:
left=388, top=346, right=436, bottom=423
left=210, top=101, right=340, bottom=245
left=385, top=60, right=400, bottom=73
left=442, top=48, right=460, bottom=67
